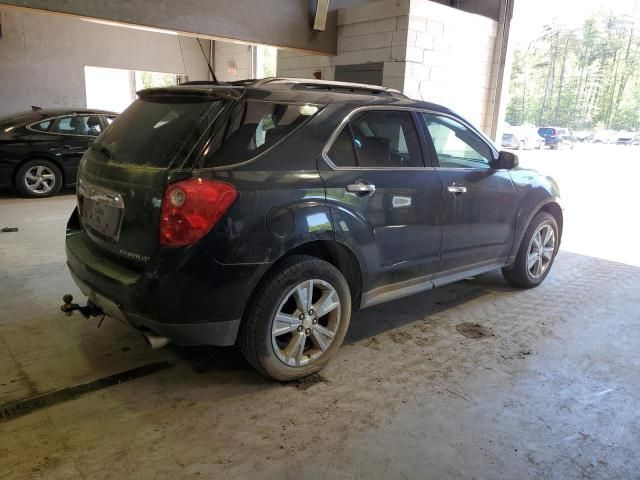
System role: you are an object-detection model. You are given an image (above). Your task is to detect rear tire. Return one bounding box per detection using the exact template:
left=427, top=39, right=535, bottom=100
left=502, top=212, right=559, bottom=288
left=239, top=255, right=351, bottom=382
left=16, top=159, right=63, bottom=197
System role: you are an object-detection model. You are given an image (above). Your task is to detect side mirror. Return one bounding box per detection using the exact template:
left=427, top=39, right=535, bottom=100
left=491, top=150, right=519, bottom=170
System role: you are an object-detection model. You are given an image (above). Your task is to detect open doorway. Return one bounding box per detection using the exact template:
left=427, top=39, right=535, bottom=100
left=501, top=0, right=640, bottom=267
left=84, top=66, right=181, bottom=113
left=255, top=45, right=278, bottom=78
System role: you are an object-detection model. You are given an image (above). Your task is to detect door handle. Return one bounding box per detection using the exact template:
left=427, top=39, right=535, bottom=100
left=346, top=182, right=376, bottom=196
left=447, top=184, right=467, bottom=195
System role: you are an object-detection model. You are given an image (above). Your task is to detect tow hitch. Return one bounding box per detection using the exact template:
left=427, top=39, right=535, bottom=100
left=60, top=294, right=104, bottom=318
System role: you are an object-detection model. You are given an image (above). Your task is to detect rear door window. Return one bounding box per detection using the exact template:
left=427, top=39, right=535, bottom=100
left=29, top=120, right=52, bottom=132
left=204, top=101, right=318, bottom=167
left=348, top=110, right=423, bottom=168
left=326, top=127, right=357, bottom=167
left=50, top=115, right=103, bottom=137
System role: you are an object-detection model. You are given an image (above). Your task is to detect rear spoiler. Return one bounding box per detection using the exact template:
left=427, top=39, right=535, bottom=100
left=137, top=86, right=244, bottom=101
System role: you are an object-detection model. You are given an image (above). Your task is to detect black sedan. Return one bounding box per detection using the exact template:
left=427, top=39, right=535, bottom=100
left=0, top=108, right=116, bottom=197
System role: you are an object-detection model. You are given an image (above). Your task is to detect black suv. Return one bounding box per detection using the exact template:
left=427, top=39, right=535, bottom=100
left=64, top=79, right=562, bottom=381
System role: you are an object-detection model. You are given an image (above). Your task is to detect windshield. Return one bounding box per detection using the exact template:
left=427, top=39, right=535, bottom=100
left=538, top=128, right=557, bottom=136
left=93, top=97, right=226, bottom=168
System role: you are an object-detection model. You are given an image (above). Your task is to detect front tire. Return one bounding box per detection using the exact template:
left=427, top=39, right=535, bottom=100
left=502, top=212, right=559, bottom=288
left=16, top=159, right=63, bottom=197
left=239, top=255, right=352, bottom=382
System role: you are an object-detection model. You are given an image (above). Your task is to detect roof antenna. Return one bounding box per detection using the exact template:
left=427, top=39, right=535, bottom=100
left=197, top=38, right=219, bottom=84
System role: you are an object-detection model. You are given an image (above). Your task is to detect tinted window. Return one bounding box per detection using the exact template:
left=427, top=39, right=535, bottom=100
left=50, top=115, right=103, bottom=136
left=349, top=110, right=422, bottom=168
left=29, top=120, right=52, bottom=132
left=327, top=126, right=357, bottom=167
left=205, top=101, right=317, bottom=167
left=422, top=114, right=492, bottom=169
left=538, top=127, right=557, bottom=136
left=94, top=97, right=225, bottom=168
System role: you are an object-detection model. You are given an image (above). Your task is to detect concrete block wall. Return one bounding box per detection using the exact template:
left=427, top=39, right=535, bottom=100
left=0, top=6, right=211, bottom=116
left=404, top=0, right=499, bottom=132
left=277, top=0, right=411, bottom=92
left=214, top=42, right=253, bottom=82
left=276, top=0, right=499, bottom=135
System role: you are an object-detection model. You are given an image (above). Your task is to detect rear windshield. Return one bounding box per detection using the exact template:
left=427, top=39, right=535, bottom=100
left=92, top=97, right=226, bottom=168
left=0, top=112, right=33, bottom=130
left=538, top=128, right=557, bottom=136
left=203, top=101, right=319, bottom=167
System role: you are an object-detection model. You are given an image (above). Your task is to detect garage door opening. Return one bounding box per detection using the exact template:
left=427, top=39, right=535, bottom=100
left=500, top=0, right=640, bottom=267
left=84, top=66, right=181, bottom=113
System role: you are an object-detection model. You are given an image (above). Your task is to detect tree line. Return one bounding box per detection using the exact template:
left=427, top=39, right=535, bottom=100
left=506, top=10, right=640, bottom=131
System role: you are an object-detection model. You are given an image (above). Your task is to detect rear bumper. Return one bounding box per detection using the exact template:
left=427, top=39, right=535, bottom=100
left=65, top=220, right=269, bottom=346
left=68, top=267, right=241, bottom=346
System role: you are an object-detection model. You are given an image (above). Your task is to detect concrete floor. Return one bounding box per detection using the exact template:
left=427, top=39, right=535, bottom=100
left=1, top=144, right=639, bottom=479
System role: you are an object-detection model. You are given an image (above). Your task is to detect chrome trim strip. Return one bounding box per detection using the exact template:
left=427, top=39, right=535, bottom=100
left=360, top=259, right=508, bottom=308
left=78, top=179, right=125, bottom=209
left=256, top=77, right=404, bottom=96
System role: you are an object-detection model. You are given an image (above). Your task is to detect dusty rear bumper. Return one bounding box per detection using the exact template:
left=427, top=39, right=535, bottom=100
left=69, top=265, right=240, bottom=346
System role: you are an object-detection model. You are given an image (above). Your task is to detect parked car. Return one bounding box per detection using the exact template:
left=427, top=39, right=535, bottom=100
left=616, top=134, right=633, bottom=145
left=501, top=127, right=543, bottom=150
left=633, top=134, right=640, bottom=146
left=574, top=130, right=594, bottom=142
left=557, top=128, right=575, bottom=148
left=63, top=79, right=562, bottom=381
left=592, top=130, right=617, bottom=144
left=0, top=108, right=116, bottom=197
left=537, top=127, right=573, bottom=149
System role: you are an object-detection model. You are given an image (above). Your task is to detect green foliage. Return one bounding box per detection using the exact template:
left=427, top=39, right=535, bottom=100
left=506, top=10, right=640, bottom=131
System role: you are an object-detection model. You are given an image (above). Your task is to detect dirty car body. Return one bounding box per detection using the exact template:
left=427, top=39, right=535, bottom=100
left=64, top=78, right=562, bottom=380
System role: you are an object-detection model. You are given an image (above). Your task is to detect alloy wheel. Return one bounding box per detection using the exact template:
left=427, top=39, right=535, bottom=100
left=24, top=165, right=56, bottom=194
left=527, top=224, right=555, bottom=279
left=271, top=279, right=341, bottom=367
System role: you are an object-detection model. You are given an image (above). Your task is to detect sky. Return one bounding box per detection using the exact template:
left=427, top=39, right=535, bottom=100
left=511, top=0, right=640, bottom=45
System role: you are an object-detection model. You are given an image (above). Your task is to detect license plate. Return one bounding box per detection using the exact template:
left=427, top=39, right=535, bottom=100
left=81, top=197, right=123, bottom=241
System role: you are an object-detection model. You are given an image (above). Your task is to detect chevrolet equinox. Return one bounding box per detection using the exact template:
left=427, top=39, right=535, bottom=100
left=64, top=78, right=562, bottom=381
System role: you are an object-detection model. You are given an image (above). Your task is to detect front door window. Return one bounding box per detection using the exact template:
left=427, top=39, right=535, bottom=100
left=422, top=114, right=492, bottom=169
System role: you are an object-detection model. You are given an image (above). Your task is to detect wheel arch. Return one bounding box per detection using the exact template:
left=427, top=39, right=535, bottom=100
left=538, top=201, right=563, bottom=239
left=240, top=239, right=364, bottom=334
left=509, top=199, right=563, bottom=265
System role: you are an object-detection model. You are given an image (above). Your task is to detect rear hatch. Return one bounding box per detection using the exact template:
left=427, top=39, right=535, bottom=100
left=77, top=87, right=239, bottom=265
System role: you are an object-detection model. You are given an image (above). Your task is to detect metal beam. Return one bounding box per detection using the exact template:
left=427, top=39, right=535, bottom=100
left=0, top=0, right=338, bottom=54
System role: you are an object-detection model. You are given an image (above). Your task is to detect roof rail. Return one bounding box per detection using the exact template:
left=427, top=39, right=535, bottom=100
left=179, top=77, right=408, bottom=99
left=253, top=77, right=407, bottom=99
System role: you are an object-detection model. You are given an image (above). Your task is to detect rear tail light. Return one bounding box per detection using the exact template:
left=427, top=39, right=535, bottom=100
left=159, top=178, right=237, bottom=247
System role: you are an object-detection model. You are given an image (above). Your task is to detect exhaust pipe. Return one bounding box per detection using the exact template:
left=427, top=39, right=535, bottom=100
left=142, top=331, right=171, bottom=349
